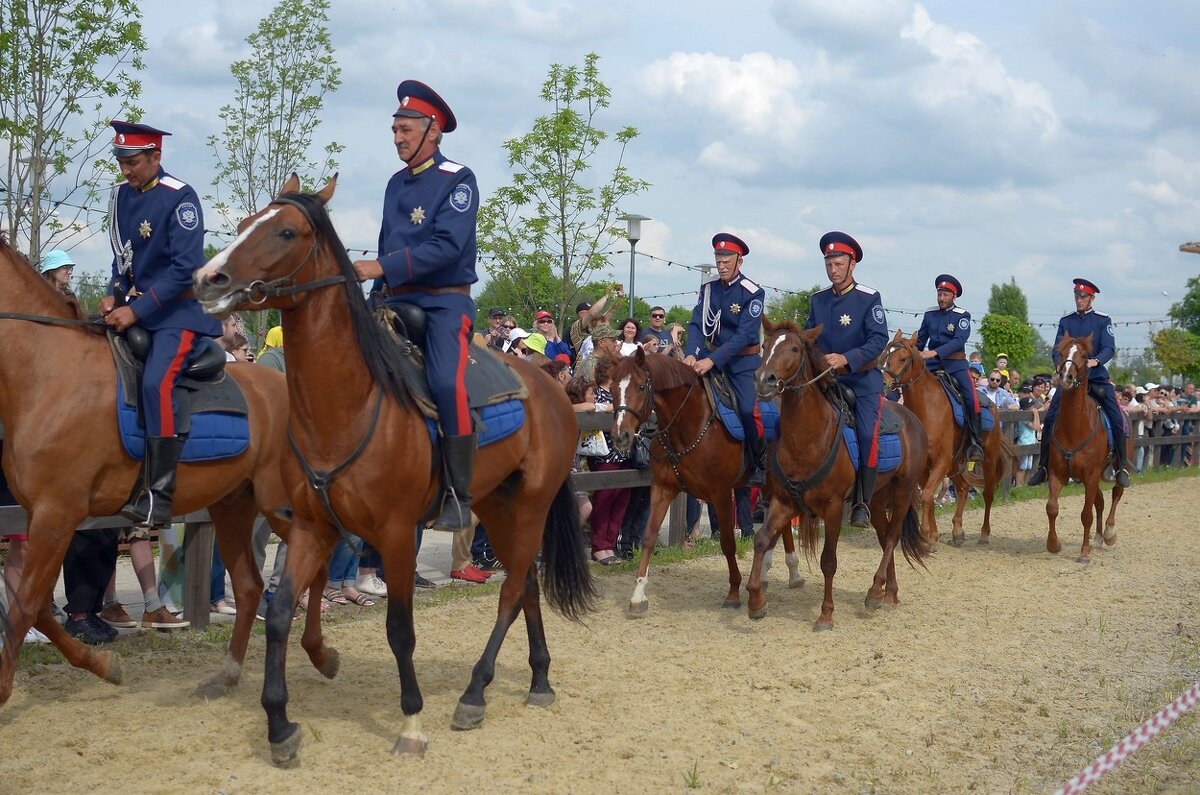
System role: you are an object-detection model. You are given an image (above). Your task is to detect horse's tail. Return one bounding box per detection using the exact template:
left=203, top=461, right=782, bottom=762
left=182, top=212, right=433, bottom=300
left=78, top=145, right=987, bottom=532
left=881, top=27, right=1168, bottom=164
left=899, top=490, right=934, bottom=570
left=539, top=479, right=597, bottom=621
left=800, top=513, right=821, bottom=563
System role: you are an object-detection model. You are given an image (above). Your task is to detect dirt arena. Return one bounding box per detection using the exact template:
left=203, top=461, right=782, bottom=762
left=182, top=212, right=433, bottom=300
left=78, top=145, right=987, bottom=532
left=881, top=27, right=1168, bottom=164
left=1, top=478, right=1197, bottom=793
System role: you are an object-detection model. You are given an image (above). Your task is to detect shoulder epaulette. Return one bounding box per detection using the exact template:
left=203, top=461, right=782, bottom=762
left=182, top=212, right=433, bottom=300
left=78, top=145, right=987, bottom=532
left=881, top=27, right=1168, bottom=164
left=1092, top=310, right=1111, bottom=318
left=853, top=283, right=878, bottom=296
left=924, top=306, right=939, bottom=313
left=951, top=306, right=967, bottom=314
left=439, top=161, right=465, bottom=174
left=701, top=277, right=719, bottom=287
left=1060, top=312, right=1075, bottom=322
left=739, top=276, right=761, bottom=293
left=160, top=175, right=186, bottom=190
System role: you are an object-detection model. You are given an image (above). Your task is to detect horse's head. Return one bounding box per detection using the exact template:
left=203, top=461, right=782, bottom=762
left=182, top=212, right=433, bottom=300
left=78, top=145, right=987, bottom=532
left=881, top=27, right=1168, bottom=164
left=194, top=174, right=340, bottom=315
left=757, top=317, right=825, bottom=400
left=1055, top=333, right=1093, bottom=391
left=609, top=347, right=654, bottom=455
left=879, top=329, right=923, bottom=391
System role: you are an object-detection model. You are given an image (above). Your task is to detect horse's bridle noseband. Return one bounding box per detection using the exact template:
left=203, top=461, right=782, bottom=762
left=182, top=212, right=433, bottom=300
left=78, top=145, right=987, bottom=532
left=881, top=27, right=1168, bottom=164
left=230, top=195, right=350, bottom=305
left=879, top=341, right=924, bottom=391
left=762, top=332, right=833, bottom=397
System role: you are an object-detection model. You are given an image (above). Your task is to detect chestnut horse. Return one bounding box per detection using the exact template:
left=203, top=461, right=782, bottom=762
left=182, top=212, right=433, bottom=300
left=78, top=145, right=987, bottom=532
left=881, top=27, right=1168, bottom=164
left=0, top=237, right=319, bottom=704
left=608, top=348, right=803, bottom=616
left=1044, top=334, right=1128, bottom=562
left=748, top=319, right=932, bottom=630
left=193, top=176, right=595, bottom=765
left=879, top=330, right=1013, bottom=546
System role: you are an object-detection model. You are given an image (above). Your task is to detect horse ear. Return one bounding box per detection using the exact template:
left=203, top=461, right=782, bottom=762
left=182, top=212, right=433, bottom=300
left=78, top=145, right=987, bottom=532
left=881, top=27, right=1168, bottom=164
left=808, top=323, right=823, bottom=338
left=315, top=173, right=338, bottom=206
left=802, top=325, right=822, bottom=344
left=761, top=315, right=775, bottom=335
left=908, top=330, right=918, bottom=343
left=892, top=328, right=903, bottom=341
left=633, top=346, right=646, bottom=366
left=280, top=173, right=301, bottom=196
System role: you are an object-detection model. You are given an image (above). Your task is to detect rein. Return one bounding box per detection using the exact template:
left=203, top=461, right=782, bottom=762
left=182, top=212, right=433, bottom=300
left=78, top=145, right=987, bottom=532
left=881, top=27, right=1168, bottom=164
left=619, top=368, right=715, bottom=492
left=879, top=342, right=924, bottom=391
left=1050, top=375, right=1104, bottom=482
left=234, top=195, right=350, bottom=305
left=0, top=311, right=106, bottom=329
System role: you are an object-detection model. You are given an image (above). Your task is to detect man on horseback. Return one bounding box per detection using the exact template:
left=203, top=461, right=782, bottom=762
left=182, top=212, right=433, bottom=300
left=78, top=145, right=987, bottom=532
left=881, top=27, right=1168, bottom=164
left=351, top=80, right=479, bottom=532
left=1027, top=278, right=1132, bottom=488
left=100, top=120, right=221, bottom=528
left=916, top=274, right=984, bottom=462
left=683, top=233, right=767, bottom=486
left=806, top=231, right=889, bottom=528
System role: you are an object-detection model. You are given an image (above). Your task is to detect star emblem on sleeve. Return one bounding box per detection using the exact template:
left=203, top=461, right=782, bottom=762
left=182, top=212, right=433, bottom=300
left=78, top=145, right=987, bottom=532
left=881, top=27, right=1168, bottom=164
left=139, top=219, right=152, bottom=239
left=729, top=303, right=741, bottom=314
left=839, top=313, right=851, bottom=326
left=410, top=206, right=425, bottom=225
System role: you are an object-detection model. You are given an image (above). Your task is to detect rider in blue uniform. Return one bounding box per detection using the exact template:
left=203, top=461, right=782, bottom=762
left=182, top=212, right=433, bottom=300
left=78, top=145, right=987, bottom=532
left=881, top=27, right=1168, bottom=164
left=805, top=231, right=889, bottom=527
left=683, top=233, right=767, bottom=486
left=100, top=120, right=220, bottom=528
left=1027, top=278, right=1131, bottom=488
left=352, top=80, right=480, bottom=532
left=915, top=274, right=984, bottom=461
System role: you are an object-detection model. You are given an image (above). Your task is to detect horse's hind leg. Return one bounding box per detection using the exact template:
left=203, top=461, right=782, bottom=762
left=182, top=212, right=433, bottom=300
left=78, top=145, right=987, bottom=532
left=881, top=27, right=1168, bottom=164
left=1077, top=481, right=1100, bottom=563
left=1046, top=476, right=1062, bottom=554
left=1102, top=484, right=1123, bottom=545
left=629, top=487, right=676, bottom=616
left=865, top=485, right=900, bottom=609
left=777, top=510, right=804, bottom=588
left=520, top=569, right=555, bottom=707
left=710, top=491, right=742, bottom=609
left=746, top=496, right=791, bottom=620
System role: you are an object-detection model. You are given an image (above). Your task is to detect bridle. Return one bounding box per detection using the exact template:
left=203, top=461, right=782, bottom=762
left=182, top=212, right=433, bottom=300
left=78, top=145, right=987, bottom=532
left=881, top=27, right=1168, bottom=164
left=232, top=195, right=348, bottom=305
left=762, top=330, right=833, bottom=397
left=879, top=340, right=925, bottom=391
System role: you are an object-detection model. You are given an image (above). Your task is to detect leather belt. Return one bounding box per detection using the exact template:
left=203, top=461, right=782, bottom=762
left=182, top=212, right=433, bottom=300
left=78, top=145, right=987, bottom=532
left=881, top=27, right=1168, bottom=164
left=384, top=284, right=470, bottom=298
left=945, top=352, right=966, bottom=361
left=739, top=344, right=761, bottom=356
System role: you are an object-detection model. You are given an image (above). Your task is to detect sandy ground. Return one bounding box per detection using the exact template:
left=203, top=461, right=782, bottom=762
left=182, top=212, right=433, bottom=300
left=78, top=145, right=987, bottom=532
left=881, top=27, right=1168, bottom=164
left=1, top=479, right=1198, bottom=794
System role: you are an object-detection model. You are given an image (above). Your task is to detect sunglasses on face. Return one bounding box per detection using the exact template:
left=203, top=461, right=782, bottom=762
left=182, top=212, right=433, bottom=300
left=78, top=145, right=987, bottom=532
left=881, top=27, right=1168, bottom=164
left=651, top=313, right=665, bottom=319
left=503, top=325, right=516, bottom=330
left=537, top=318, right=553, bottom=323
left=988, top=378, right=1001, bottom=383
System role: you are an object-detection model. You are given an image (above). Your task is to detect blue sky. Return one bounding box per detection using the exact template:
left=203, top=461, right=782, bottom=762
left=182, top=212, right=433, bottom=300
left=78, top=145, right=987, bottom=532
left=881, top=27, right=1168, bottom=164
left=60, top=1, right=1200, bottom=353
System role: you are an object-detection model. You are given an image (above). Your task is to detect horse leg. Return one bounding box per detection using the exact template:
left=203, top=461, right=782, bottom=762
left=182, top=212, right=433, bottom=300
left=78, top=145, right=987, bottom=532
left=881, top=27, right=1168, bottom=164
left=865, top=501, right=891, bottom=609
left=1077, top=480, right=1099, bottom=563
left=946, top=472, right=968, bottom=547
left=921, top=469, right=941, bottom=546
left=195, top=492, right=264, bottom=698
left=1045, top=474, right=1062, bottom=554
left=711, top=492, right=741, bottom=609
left=866, top=483, right=902, bottom=609
left=746, top=497, right=790, bottom=619
left=1102, top=483, right=1123, bottom=545
left=518, top=569, right=555, bottom=708
left=815, top=508, right=842, bottom=631
left=628, top=487, right=676, bottom=616
left=978, top=448, right=997, bottom=544
left=777, top=511, right=804, bottom=589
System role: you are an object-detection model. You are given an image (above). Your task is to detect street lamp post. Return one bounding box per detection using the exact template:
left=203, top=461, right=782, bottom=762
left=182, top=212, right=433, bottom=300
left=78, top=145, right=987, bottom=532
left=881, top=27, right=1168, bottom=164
left=623, top=213, right=650, bottom=318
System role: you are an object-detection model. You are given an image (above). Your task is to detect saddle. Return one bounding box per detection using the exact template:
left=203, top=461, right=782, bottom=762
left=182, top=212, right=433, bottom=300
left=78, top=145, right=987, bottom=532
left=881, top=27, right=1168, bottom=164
left=829, top=383, right=902, bottom=434
left=934, top=372, right=996, bottom=431
left=702, top=370, right=780, bottom=442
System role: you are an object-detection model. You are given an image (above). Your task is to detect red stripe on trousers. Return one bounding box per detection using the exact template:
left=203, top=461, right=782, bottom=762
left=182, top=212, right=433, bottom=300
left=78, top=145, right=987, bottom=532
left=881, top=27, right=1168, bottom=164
left=970, top=382, right=980, bottom=412
left=157, top=330, right=195, bottom=437
left=867, top=394, right=884, bottom=467
left=453, top=314, right=472, bottom=434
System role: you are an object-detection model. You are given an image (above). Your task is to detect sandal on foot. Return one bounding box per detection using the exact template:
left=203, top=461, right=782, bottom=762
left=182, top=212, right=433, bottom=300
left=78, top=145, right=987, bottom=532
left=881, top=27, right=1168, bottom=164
left=322, top=587, right=350, bottom=606
left=341, top=588, right=375, bottom=607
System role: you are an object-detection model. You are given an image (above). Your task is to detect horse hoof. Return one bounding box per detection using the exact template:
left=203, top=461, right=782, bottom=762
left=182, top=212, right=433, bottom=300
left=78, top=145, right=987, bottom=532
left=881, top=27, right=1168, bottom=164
left=270, top=724, right=303, bottom=768
left=788, top=576, right=805, bottom=590
left=813, top=622, right=833, bottom=633
left=100, top=651, right=123, bottom=686
left=1076, top=556, right=1090, bottom=565
left=721, top=598, right=741, bottom=609
left=627, top=600, right=648, bottom=617
left=391, top=734, right=428, bottom=757
left=976, top=536, right=990, bottom=546
left=193, top=675, right=235, bottom=700
left=319, top=649, right=340, bottom=680
left=1102, top=530, right=1117, bottom=546
left=748, top=605, right=768, bottom=621
left=526, top=689, right=556, bottom=708
left=950, top=535, right=965, bottom=548
left=451, top=701, right=486, bottom=731
left=865, top=596, right=883, bottom=611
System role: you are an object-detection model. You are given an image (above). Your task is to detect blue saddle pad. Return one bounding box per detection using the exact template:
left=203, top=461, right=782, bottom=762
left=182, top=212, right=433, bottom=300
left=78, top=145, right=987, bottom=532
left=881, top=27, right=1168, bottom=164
left=715, top=400, right=780, bottom=442
left=116, top=378, right=250, bottom=462
left=840, top=427, right=903, bottom=473
left=424, top=399, right=525, bottom=447
left=940, top=381, right=996, bottom=432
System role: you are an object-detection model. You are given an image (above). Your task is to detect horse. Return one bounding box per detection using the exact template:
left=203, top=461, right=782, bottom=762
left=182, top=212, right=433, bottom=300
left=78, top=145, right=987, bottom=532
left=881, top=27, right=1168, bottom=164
left=747, top=318, right=932, bottom=630
left=1044, top=334, right=1128, bottom=562
left=608, top=348, right=803, bottom=616
left=878, top=330, right=1014, bottom=546
left=0, top=237, right=322, bottom=705
left=192, top=175, right=595, bottom=765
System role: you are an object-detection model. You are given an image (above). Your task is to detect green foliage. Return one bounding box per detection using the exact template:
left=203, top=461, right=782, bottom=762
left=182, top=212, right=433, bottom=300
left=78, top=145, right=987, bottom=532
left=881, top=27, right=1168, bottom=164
left=987, top=277, right=1029, bottom=320
left=0, top=0, right=147, bottom=259
left=206, top=0, right=342, bottom=229
left=1150, top=327, right=1200, bottom=380
left=1168, top=276, right=1200, bottom=337
left=766, top=285, right=820, bottom=323
left=978, top=313, right=1035, bottom=372
left=477, top=52, right=650, bottom=328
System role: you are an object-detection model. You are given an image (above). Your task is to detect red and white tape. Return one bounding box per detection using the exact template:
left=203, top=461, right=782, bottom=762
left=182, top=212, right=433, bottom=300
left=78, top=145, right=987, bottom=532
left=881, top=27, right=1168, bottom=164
left=1055, top=680, right=1200, bottom=795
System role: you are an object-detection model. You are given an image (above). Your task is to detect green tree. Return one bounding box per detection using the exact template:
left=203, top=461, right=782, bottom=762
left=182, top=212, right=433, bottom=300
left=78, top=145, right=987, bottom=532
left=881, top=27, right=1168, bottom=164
left=978, top=313, right=1035, bottom=372
left=1168, top=276, right=1200, bottom=336
left=0, top=0, right=146, bottom=260
left=477, top=52, right=650, bottom=328
left=1150, top=327, right=1200, bottom=381
left=206, top=0, right=342, bottom=230
left=987, top=277, right=1029, bottom=320
left=766, top=286, right=820, bottom=323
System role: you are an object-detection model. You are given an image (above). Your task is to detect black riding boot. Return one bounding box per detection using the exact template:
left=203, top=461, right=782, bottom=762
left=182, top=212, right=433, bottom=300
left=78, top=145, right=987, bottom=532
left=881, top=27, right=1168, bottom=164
left=849, top=465, right=877, bottom=528
left=746, top=435, right=767, bottom=487
left=119, top=435, right=185, bottom=528
left=1111, top=426, right=1132, bottom=488
left=1026, top=423, right=1053, bottom=486
left=966, top=408, right=984, bottom=462
left=430, top=434, right=476, bottom=532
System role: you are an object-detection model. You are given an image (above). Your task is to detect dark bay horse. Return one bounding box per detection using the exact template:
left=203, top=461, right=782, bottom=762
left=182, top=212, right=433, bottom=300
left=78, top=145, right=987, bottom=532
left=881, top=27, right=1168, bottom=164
left=0, top=237, right=315, bottom=704
left=879, top=330, right=1013, bottom=546
left=193, top=175, right=595, bottom=765
left=1044, top=334, right=1127, bottom=562
left=608, top=348, right=803, bottom=616
left=748, top=319, right=932, bottom=630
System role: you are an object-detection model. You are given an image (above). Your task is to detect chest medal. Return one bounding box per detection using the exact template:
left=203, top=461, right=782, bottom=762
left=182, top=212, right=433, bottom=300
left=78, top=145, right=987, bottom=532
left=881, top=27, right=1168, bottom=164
left=410, top=206, right=425, bottom=225
left=139, top=219, right=152, bottom=239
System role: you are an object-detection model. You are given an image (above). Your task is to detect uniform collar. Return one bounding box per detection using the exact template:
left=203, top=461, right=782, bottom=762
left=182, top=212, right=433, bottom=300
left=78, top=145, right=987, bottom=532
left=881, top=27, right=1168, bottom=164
left=834, top=280, right=856, bottom=297
left=138, top=167, right=165, bottom=193
left=719, top=272, right=743, bottom=288
left=407, top=150, right=441, bottom=176
left=1075, top=307, right=1094, bottom=316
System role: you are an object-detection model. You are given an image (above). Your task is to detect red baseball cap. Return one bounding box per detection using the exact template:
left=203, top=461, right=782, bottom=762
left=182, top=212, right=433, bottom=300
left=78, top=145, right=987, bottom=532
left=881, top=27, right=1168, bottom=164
left=535, top=310, right=553, bottom=321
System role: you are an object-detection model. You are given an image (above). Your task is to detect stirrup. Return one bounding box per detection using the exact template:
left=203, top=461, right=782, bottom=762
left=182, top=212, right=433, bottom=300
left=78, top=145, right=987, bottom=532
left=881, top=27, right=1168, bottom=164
left=1114, top=467, right=1131, bottom=488
left=1027, top=467, right=1047, bottom=487
left=966, top=442, right=984, bottom=462
left=746, top=467, right=765, bottom=487
left=849, top=503, right=871, bottom=528
left=430, top=495, right=472, bottom=532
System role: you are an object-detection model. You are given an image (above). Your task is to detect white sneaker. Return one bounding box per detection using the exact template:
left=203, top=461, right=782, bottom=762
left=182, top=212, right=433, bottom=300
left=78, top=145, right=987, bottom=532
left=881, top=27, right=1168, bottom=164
left=24, top=627, right=51, bottom=644
left=356, top=574, right=388, bottom=597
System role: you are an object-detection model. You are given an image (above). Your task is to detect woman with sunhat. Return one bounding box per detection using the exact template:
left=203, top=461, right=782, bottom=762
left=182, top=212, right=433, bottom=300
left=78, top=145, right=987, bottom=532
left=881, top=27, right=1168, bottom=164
left=40, top=249, right=76, bottom=296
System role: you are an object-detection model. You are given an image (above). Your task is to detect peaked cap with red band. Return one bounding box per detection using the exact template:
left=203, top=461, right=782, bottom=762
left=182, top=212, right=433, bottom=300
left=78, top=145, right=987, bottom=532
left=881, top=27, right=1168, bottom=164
left=393, top=80, right=457, bottom=133
left=110, top=120, right=171, bottom=158
left=712, top=232, right=749, bottom=257
left=934, top=273, right=963, bottom=297
left=1072, top=278, right=1100, bottom=295
left=819, top=230, right=863, bottom=262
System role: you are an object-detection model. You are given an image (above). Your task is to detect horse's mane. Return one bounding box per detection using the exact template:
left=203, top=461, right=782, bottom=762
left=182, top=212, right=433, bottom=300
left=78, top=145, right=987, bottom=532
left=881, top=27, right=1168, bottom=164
left=771, top=318, right=834, bottom=388
left=0, top=239, right=92, bottom=326
left=279, top=191, right=413, bottom=412
left=634, top=352, right=699, bottom=390
left=1056, top=332, right=1094, bottom=359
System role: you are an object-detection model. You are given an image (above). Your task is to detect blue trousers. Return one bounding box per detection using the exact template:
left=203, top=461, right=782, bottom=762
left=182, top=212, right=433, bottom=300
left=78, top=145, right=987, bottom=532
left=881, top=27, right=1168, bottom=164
left=930, top=364, right=979, bottom=416
left=1042, top=380, right=1126, bottom=438
left=386, top=292, right=474, bottom=436
left=722, top=355, right=762, bottom=443
left=848, top=389, right=884, bottom=468
left=141, top=327, right=202, bottom=436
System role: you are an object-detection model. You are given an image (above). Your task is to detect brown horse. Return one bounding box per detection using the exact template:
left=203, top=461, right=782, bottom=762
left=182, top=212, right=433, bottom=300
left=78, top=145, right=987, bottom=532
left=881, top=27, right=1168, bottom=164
left=193, top=176, right=595, bottom=765
left=608, top=348, right=803, bottom=616
left=0, top=237, right=320, bottom=704
left=879, top=330, right=1013, bottom=546
left=748, top=319, right=932, bottom=630
left=1044, top=334, right=1128, bottom=562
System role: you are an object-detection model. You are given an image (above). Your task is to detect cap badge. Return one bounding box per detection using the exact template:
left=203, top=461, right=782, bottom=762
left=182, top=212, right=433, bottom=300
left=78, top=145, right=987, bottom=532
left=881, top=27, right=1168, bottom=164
left=118, top=134, right=126, bottom=143
left=401, top=96, right=410, bottom=106
left=410, top=206, right=425, bottom=225
left=139, top=219, right=152, bottom=239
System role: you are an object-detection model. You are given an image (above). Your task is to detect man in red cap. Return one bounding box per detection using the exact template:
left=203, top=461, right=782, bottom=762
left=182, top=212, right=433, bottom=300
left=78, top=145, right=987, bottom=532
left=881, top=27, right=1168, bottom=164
left=1027, top=278, right=1131, bottom=487
left=915, top=273, right=984, bottom=461
left=353, top=80, right=481, bottom=531
left=684, top=232, right=767, bottom=485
